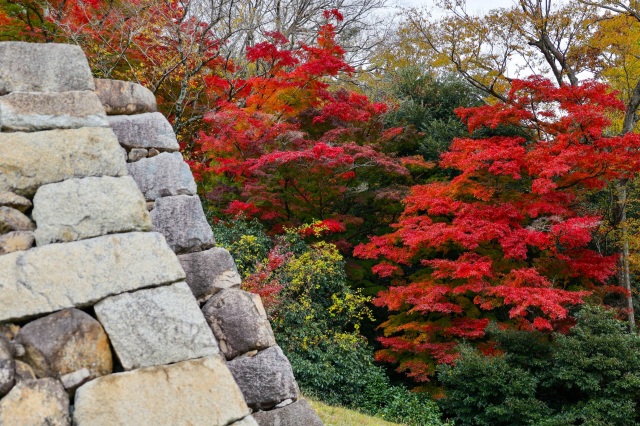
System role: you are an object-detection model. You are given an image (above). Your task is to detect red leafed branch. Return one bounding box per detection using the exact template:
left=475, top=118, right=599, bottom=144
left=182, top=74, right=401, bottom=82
left=193, top=15, right=414, bottom=238
left=355, top=76, right=640, bottom=383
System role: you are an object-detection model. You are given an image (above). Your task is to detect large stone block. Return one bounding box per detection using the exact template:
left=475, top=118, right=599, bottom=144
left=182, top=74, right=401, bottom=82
left=94, top=282, right=218, bottom=370
left=203, top=289, right=276, bottom=360
left=73, top=356, right=250, bottom=426
left=0, top=127, right=126, bottom=197
left=95, top=78, right=157, bottom=115
left=253, top=400, right=323, bottom=426
left=0, top=378, right=70, bottom=426
left=151, top=195, right=214, bottom=253
left=15, top=309, right=112, bottom=380
left=227, top=346, right=300, bottom=410
left=0, top=232, right=185, bottom=322
left=107, top=112, right=179, bottom=151
left=32, top=176, right=152, bottom=245
left=0, top=42, right=93, bottom=94
left=0, top=91, right=108, bottom=131
left=178, top=247, right=242, bottom=302
left=126, top=152, right=196, bottom=201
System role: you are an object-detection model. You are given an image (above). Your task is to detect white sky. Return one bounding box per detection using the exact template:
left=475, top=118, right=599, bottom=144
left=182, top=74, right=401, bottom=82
left=396, top=0, right=518, bottom=14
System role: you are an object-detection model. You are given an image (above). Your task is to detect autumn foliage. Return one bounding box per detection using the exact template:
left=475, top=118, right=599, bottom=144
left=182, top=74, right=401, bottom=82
left=192, top=13, right=418, bottom=243
left=355, top=77, right=640, bottom=382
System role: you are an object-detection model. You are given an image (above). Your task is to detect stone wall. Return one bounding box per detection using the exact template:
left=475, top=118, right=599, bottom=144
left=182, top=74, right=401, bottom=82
left=0, top=42, right=322, bottom=426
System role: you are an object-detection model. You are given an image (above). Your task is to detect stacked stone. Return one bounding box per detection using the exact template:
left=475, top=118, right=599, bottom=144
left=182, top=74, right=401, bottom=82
left=0, top=42, right=255, bottom=426
left=96, top=76, right=323, bottom=425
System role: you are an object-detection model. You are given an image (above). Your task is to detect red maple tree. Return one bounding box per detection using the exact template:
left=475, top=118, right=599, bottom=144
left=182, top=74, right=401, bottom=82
left=192, top=12, right=420, bottom=244
left=354, top=76, right=640, bottom=382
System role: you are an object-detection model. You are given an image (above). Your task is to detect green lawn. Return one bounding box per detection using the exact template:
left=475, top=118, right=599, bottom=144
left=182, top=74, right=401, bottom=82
left=307, top=398, right=404, bottom=426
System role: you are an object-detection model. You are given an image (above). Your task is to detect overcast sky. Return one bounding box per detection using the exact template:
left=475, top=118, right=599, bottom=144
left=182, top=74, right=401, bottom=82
left=395, top=0, right=518, bottom=14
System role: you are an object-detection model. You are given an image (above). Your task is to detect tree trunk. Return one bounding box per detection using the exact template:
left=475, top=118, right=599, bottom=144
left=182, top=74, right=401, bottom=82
left=617, top=181, right=636, bottom=331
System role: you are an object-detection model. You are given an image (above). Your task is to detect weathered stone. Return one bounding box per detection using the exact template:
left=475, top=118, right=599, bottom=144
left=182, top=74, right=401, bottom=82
left=275, top=399, right=294, bottom=408
left=203, top=289, right=276, bottom=360
left=178, top=247, right=242, bottom=302
left=94, top=78, right=157, bottom=115
left=0, top=192, right=31, bottom=212
left=0, top=232, right=185, bottom=322
left=0, top=91, right=108, bottom=131
left=15, top=309, right=112, bottom=380
left=0, top=231, right=34, bottom=255
left=107, top=112, right=179, bottom=151
left=10, top=342, right=24, bottom=357
left=0, top=127, right=127, bottom=197
left=146, top=201, right=155, bottom=211
left=95, top=282, right=218, bottom=370
left=128, top=148, right=148, bottom=162
left=0, top=336, right=14, bottom=397
left=0, top=207, right=34, bottom=234
left=151, top=195, right=215, bottom=253
left=0, top=42, right=93, bottom=94
left=253, top=400, right=323, bottom=426
left=0, top=324, right=19, bottom=341
left=231, top=416, right=259, bottom=426
left=126, top=152, right=197, bottom=201
left=59, top=368, right=91, bottom=397
left=0, top=378, right=69, bottom=426
left=227, top=346, right=300, bottom=410
left=148, top=147, right=160, bottom=157
left=73, top=356, right=250, bottom=426
left=14, top=361, right=36, bottom=382
left=32, top=176, right=152, bottom=245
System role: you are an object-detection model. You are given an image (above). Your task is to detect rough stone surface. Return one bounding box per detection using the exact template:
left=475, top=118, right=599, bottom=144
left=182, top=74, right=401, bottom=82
left=59, top=368, right=91, bottom=397
left=0, top=378, right=70, bottom=426
left=0, top=207, right=34, bottom=234
left=203, top=289, right=276, bottom=360
left=148, top=147, right=160, bottom=157
left=178, top=247, right=242, bottom=302
left=0, top=127, right=127, bottom=197
left=0, top=42, right=93, bottom=94
left=0, top=231, right=34, bottom=255
left=95, top=282, right=218, bottom=370
left=227, top=346, right=300, bottom=410
left=128, top=148, right=148, bottom=162
left=0, top=91, right=108, bottom=131
left=0, top=336, right=14, bottom=397
left=32, top=176, right=152, bottom=245
left=14, top=361, right=36, bottom=382
left=126, top=152, right=197, bottom=201
left=231, top=416, right=260, bottom=426
left=94, top=78, right=157, bottom=115
left=108, top=112, right=179, bottom=151
left=0, top=324, right=18, bottom=341
left=0, top=192, right=31, bottom=212
left=0, top=232, right=185, bottom=322
left=73, top=356, right=250, bottom=426
left=151, top=195, right=215, bottom=253
left=275, top=399, right=293, bottom=408
left=253, top=400, right=323, bottom=426
left=15, top=309, right=112, bottom=380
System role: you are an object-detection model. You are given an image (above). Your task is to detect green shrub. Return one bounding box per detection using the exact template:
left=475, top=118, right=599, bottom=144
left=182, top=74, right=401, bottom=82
left=212, top=218, right=444, bottom=425
left=438, top=305, right=640, bottom=426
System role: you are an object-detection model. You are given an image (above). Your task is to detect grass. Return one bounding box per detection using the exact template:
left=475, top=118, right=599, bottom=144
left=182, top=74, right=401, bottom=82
left=307, top=398, right=404, bottom=426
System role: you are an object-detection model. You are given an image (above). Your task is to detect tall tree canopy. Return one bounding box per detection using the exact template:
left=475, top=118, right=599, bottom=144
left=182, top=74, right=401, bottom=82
left=355, top=77, right=640, bottom=383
